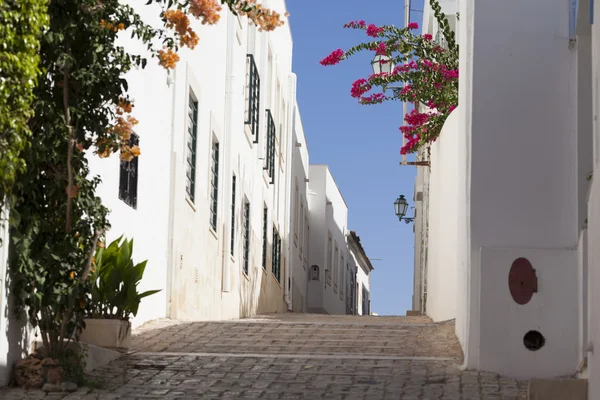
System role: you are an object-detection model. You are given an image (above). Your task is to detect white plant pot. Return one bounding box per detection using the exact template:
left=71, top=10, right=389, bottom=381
left=79, top=318, right=131, bottom=350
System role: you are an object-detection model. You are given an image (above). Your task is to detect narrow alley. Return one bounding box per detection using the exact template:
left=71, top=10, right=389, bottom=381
left=2, top=314, right=527, bottom=399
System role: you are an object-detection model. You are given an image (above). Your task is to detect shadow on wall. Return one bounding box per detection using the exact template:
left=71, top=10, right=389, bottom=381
left=239, top=232, right=288, bottom=319
left=0, top=261, right=32, bottom=387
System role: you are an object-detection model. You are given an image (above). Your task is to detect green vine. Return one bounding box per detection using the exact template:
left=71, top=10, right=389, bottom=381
left=0, top=0, right=48, bottom=205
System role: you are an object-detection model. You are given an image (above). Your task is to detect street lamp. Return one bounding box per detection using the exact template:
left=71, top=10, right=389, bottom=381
left=371, top=54, right=395, bottom=75
left=371, top=54, right=402, bottom=95
left=394, top=195, right=414, bottom=224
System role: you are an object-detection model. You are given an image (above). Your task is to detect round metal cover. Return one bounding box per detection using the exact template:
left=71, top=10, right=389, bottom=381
left=508, top=257, right=537, bottom=305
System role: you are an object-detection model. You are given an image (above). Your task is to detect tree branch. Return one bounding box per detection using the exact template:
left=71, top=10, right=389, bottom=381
left=63, top=58, right=74, bottom=233
left=82, top=229, right=103, bottom=281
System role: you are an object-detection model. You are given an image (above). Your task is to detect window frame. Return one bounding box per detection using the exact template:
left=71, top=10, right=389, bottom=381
left=245, top=54, right=260, bottom=143
left=265, top=109, right=276, bottom=184
left=210, top=139, right=220, bottom=231
left=186, top=94, right=199, bottom=202
left=242, top=199, right=250, bottom=275
left=119, top=133, right=139, bottom=209
left=230, top=174, right=236, bottom=256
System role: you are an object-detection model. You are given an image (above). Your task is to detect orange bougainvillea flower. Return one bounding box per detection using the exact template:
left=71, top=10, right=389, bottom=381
left=70, top=271, right=76, bottom=279
left=130, top=145, right=141, bottom=157
left=189, top=0, right=222, bottom=25
left=157, top=48, right=180, bottom=70
left=164, top=9, right=199, bottom=49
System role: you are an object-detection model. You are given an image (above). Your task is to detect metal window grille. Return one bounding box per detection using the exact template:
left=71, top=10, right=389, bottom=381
left=265, top=110, right=276, bottom=184
left=186, top=96, right=198, bottom=201
left=230, top=175, right=236, bottom=256
left=262, top=206, right=268, bottom=269
left=210, top=141, right=219, bottom=230
left=119, top=133, right=139, bottom=208
left=245, top=55, right=260, bottom=143
left=243, top=201, right=250, bottom=275
left=272, top=227, right=281, bottom=281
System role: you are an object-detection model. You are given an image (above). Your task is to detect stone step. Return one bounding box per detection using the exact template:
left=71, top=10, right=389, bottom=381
left=528, top=378, right=587, bottom=400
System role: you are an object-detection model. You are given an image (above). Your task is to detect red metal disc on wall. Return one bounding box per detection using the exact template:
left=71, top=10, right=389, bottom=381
left=508, top=257, right=538, bottom=305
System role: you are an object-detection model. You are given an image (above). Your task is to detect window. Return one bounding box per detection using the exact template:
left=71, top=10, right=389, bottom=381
left=210, top=140, right=220, bottom=231
left=265, top=109, right=276, bottom=184
left=294, top=182, right=299, bottom=242
left=334, top=244, right=339, bottom=293
left=311, top=265, right=319, bottom=280
left=186, top=95, right=198, bottom=201
left=119, top=133, right=139, bottom=209
left=262, top=205, right=268, bottom=270
left=304, top=220, right=309, bottom=269
left=299, top=202, right=304, bottom=256
left=243, top=200, right=250, bottom=275
left=272, top=227, right=281, bottom=282
left=230, top=175, right=236, bottom=256
left=245, top=54, right=260, bottom=142
left=340, top=256, right=345, bottom=298
left=326, top=234, right=332, bottom=288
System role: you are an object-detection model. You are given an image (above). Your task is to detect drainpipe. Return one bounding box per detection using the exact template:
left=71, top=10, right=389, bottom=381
left=166, top=65, right=178, bottom=318
left=222, top=11, right=236, bottom=293
left=283, top=73, right=297, bottom=311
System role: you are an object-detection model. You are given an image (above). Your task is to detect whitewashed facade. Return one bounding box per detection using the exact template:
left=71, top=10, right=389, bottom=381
left=347, top=231, right=373, bottom=316
left=414, top=0, right=598, bottom=384
left=1, top=1, right=302, bottom=387
left=290, top=104, right=310, bottom=313
left=306, top=165, right=354, bottom=315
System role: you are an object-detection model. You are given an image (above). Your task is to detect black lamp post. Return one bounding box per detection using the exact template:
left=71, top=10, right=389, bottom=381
left=394, top=195, right=414, bottom=224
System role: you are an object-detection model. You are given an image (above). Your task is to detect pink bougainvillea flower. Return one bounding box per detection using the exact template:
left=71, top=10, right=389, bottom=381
left=433, top=45, right=444, bottom=53
left=344, top=20, right=366, bottom=28
left=407, top=22, right=419, bottom=30
left=422, top=33, right=433, bottom=41
left=366, top=24, right=385, bottom=37
left=441, top=68, right=459, bottom=80
left=448, top=104, right=457, bottom=112
left=400, top=85, right=412, bottom=96
left=351, top=78, right=372, bottom=98
left=320, top=49, right=345, bottom=66
left=375, top=42, right=387, bottom=55
left=360, top=93, right=386, bottom=104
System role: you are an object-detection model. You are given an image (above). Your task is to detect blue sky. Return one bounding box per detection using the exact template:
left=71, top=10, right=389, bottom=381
left=286, top=0, right=424, bottom=315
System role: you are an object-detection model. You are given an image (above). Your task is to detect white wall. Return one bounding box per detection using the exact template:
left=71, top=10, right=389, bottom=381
left=88, top=0, right=295, bottom=324
left=460, top=0, right=580, bottom=378
left=306, top=165, right=349, bottom=315
left=0, top=212, right=35, bottom=387
left=290, top=103, right=310, bottom=313
left=425, top=109, right=460, bottom=323
left=587, top=0, right=600, bottom=396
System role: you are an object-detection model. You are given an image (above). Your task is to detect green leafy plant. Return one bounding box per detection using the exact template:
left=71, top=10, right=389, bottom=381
left=87, top=236, right=160, bottom=321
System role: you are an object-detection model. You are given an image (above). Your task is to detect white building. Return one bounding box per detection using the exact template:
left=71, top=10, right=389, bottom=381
left=413, top=0, right=600, bottom=389
left=87, top=0, right=298, bottom=324
left=347, top=231, right=373, bottom=316
left=290, top=103, right=310, bottom=313
left=306, top=165, right=363, bottom=315
left=0, top=0, right=303, bottom=386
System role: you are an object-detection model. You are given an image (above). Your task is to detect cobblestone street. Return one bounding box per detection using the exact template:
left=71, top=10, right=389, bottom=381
left=1, top=314, right=528, bottom=399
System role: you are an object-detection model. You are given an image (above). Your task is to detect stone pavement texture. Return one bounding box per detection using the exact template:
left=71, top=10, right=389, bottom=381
left=0, top=313, right=528, bottom=399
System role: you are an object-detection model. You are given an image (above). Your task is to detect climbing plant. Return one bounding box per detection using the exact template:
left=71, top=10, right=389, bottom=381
left=6, top=0, right=286, bottom=359
left=320, top=0, right=458, bottom=155
left=0, top=0, right=47, bottom=205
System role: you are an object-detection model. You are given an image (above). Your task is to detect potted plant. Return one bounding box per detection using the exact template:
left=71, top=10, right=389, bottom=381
left=79, top=236, right=160, bottom=350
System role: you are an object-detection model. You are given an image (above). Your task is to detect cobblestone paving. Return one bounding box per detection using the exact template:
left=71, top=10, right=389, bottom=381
left=0, top=314, right=528, bottom=399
